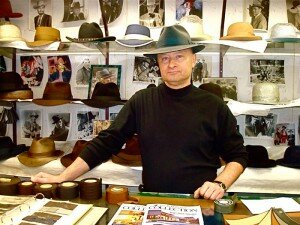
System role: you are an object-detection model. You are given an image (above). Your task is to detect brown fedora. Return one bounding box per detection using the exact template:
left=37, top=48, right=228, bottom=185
left=0, top=0, right=22, bottom=18
left=60, top=140, right=89, bottom=167
left=32, top=82, right=78, bottom=106
left=26, top=27, right=61, bottom=47
left=220, top=22, right=262, bottom=41
left=18, top=137, right=63, bottom=167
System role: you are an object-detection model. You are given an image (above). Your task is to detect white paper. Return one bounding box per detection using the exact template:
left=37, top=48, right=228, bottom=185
left=241, top=197, right=300, bottom=214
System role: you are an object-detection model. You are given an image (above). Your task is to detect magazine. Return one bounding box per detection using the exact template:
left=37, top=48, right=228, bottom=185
left=108, top=203, right=204, bottom=225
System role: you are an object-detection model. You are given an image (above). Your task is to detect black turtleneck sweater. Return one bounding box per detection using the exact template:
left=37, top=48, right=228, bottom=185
left=80, top=83, right=248, bottom=194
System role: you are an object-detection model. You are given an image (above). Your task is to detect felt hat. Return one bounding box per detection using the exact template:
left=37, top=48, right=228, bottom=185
left=179, top=15, right=212, bottom=41
left=249, top=0, right=264, bottom=9
left=292, top=0, right=300, bottom=9
left=18, top=137, right=64, bottom=167
left=33, top=0, right=46, bottom=9
left=71, top=2, right=81, bottom=9
left=0, top=72, right=33, bottom=100
left=0, top=0, right=23, bottom=18
left=220, top=22, right=262, bottom=41
left=0, top=136, right=28, bottom=161
left=199, top=83, right=223, bottom=100
left=277, top=146, right=300, bottom=168
left=32, top=82, right=78, bottom=106
left=61, top=140, right=89, bottom=167
left=66, top=22, right=116, bottom=43
left=82, top=82, right=126, bottom=108
left=0, top=23, right=25, bottom=42
left=266, top=23, right=300, bottom=43
left=116, top=24, right=153, bottom=47
left=26, top=27, right=61, bottom=47
left=96, top=68, right=114, bottom=79
left=144, top=24, right=205, bottom=58
left=111, top=135, right=142, bottom=166
left=245, top=145, right=276, bottom=168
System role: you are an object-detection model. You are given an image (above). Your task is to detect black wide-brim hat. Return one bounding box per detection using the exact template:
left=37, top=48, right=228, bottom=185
left=245, top=145, right=277, bottom=168
left=144, top=24, right=205, bottom=58
left=66, top=22, right=116, bottom=43
left=277, top=146, right=300, bottom=168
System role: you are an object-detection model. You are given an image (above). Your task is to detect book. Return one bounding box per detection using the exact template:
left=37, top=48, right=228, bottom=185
left=0, top=194, right=106, bottom=225
left=108, top=203, right=204, bottom=225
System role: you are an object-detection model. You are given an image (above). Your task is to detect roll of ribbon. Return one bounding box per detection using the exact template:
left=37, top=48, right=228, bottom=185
left=57, top=181, right=79, bottom=200
left=214, top=199, right=235, bottom=214
left=18, top=181, right=35, bottom=195
left=34, top=183, right=57, bottom=199
left=0, top=176, right=21, bottom=196
left=79, top=178, right=102, bottom=200
left=106, top=186, right=129, bottom=204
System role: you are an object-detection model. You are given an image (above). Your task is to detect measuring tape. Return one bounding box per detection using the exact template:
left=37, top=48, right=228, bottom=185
left=214, top=198, right=236, bottom=214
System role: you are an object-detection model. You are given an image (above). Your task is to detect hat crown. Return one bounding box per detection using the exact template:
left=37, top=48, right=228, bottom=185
left=28, top=138, right=56, bottom=157
left=125, top=24, right=151, bottom=37
left=0, top=0, right=23, bottom=18
left=78, top=22, right=104, bottom=40
left=91, top=82, right=121, bottom=99
left=283, top=146, right=300, bottom=164
left=0, top=23, right=22, bottom=41
left=42, top=82, right=74, bottom=100
left=0, top=71, right=30, bottom=91
left=227, top=22, right=255, bottom=37
left=269, top=23, right=298, bottom=39
left=34, top=27, right=61, bottom=42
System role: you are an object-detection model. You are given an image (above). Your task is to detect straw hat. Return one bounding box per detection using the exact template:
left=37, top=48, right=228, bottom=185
left=0, top=0, right=23, bottom=18
left=266, top=23, right=300, bottom=43
left=0, top=23, right=25, bottom=42
left=26, top=27, right=61, bottom=47
left=220, top=22, right=262, bottom=41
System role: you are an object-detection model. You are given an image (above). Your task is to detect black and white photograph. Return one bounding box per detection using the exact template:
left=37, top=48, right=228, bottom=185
left=77, top=111, right=99, bottom=140
left=139, top=0, right=165, bottom=27
left=109, top=113, right=118, bottom=121
left=245, top=113, right=277, bottom=137
left=244, top=0, right=269, bottom=30
left=92, top=120, right=111, bottom=137
left=47, top=55, right=72, bottom=83
left=21, top=110, right=42, bottom=139
left=274, top=123, right=295, bottom=146
left=48, top=113, right=70, bottom=141
left=202, top=77, right=238, bottom=101
left=176, top=0, right=203, bottom=21
left=100, top=0, right=123, bottom=25
left=250, top=59, right=285, bottom=84
left=192, top=57, right=209, bottom=85
left=287, top=0, right=300, bottom=30
left=30, top=0, right=52, bottom=30
left=74, top=55, right=99, bottom=86
left=89, top=65, right=121, bottom=98
left=20, top=56, right=43, bottom=87
left=62, top=0, right=87, bottom=22
left=133, top=56, right=161, bottom=84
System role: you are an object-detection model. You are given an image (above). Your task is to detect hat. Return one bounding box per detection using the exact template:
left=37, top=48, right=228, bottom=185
left=111, top=135, right=142, bottom=166
left=82, top=82, right=126, bottom=108
left=266, top=23, right=300, bottom=43
left=0, top=136, right=28, bottom=161
left=179, top=15, right=212, bottom=41
left=292, top=0, right=300, bottom=9
left=32, top=82, right=78, bottom=106
left=0, top=23, right=25, bottom=42
left=144, top=0, right=158, bottom=5
left=245, top=145, right=276, bottom=168
left=33, top=0, right=46, bottom=9
left=220, top=22, right=262, bottom=41
left=116, top=24, right=153, bottom=47
left=249, top=0, right=264, bottom=9
left=71, top=2, right=81, bottom=9
left=51, top=115, right=63, bottom=124
left=66, top=22, right=116, bottom=43
left=96, top=68, right=114, bottom=79
left=18, top=137, right=64, bottom=167
left=199, top=83, right=223, bottom=100
left=252, top=82, right=280, bottom=104
left=26, top=27, right=61, bottom=47
left=61, top=140, right=89, bottom=167
left=0, top=0, right=23, bottom=18
left=276, top=146, right=300, bottom=168
left=143, top=24, right=205, bottom=58
left=0, top=72, right=33, bottom=100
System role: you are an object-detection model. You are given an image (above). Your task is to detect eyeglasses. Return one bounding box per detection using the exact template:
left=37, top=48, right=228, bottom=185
left=157, top=54, right=186, bottom=65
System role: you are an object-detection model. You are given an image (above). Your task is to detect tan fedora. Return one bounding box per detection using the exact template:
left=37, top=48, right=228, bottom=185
left=220, top=22, right=262, bottom=41
left=33, top=82, right=78, bottom=106
left=26, top=27, right=61, bottom=47
left=0, top=23, right=25, bottom=42
left=18, top=137, right=63, bottom=167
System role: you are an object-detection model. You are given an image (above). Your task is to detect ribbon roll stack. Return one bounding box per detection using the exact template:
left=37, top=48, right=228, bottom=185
left=0, top=176, right=21, bottom=195
left=79, top=178, right=102, bottom=200
left=18, top=181, right=35, bottom=195
left=57, top=181, right=79, bottom=200
left=34, top=183, right=58, bottom=199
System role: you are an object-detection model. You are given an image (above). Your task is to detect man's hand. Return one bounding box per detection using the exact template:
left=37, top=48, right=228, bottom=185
left=193, top=181, right=225, bottom=200
left=31, top=172, right=63, bottom=184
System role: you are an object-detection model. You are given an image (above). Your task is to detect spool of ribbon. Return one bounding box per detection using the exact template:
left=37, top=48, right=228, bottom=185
left=18, top=181, right=35, bottom=195
left=0, top=176, right=21, bottom=195
left=79, top=178, right=102, bottom=200
left=214, top=198, right=235, bottom=214
left=106, top=185, right=139, bottom=205
left=57, top=181, right=79, bottom=200
left=34, top=183, right=57, bottom=199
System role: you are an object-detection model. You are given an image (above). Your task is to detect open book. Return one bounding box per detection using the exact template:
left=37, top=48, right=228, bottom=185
left=0, top=194, right=99, bottom=225
left=108, top=203, right=204, bottom=225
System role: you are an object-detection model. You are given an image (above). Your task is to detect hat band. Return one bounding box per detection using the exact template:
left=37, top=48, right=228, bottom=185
left=91, top=95, right=121, bottom=101
left=43, top=93, right=73, bottom=100
left=28, top=150, right=54, bottom=158
left=123, top=34, right=152, bottom=41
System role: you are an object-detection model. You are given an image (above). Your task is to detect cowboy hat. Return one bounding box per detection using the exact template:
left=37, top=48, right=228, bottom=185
left=0, top=0, right=23, bottom=18
left=18, top=137, right=64, bottom=167
left=26, top=26, right=61, bottom=47
left=220, top=22, right=262, bottom=41
left=144, top=24, right=205, bottom=58
left=60, top=140, right=89, bottom=167
left=33, top=0, right=46, bottom=9
left=116, top=24, right=154, bottom=47
left=66, top=22, right=116, bottom=43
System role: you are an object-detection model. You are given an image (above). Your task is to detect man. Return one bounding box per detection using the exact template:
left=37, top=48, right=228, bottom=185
left=49, top=115, right=69, bottom=141
left=76, top=58, right=91, bottom=85
left=22, top=112, right=41, bottom=139
left=249, top=2, right=267, bottom=30
left=67, top=2, right=85, bottom=21
left=32, top=25, right=248, bottom=200
left=33, top=0, right=52, bottom=28
left=140, top=0, right=163, bottom=27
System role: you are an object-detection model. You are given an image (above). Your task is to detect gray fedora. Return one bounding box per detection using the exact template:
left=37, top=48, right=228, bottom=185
left=116, top=24, right=153, bottom=47
left=144, top=24, right=205, bottom=58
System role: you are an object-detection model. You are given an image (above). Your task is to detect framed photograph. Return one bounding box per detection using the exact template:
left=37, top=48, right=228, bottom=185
left=48, top=112, right=70, bottom=141
left=74, top=55, right=99, bottom=87
left=29, top=0, right=53, bottom=30
left=77, top=111, right=99, bottom=140
left=133, top=56, right=161, bottom=84
left=243, top=0, right=269, bottom=31
left=92, top=120, right=111, bottom=137
left=202, top=77, right=238, bottom=101
left=274, top=123, right=295, bottom=146
left=20, top=56, right=43, bottom=87
left=245, top=113, right=277, bottom=138
left=20, top=110, right=42, bottom=139
left=250, top=59, right=285, bottom=84
left=88, top=65, right=121, bottom=99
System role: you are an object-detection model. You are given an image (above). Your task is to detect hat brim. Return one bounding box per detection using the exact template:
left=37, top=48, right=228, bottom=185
left=26, top=40, right=57, bottom=47
left=276, top=158, right=300, bottom=168
left=0, top=90, right=33, bottom=100
left=81, top=99, right=126, bottom=108
left=1, top=12, right=23, bottom=18
left=247, top=159, right=277, bottom=168
left=220, top=36, right=262, bottom=41
left=116, top=39, right=154, bottom=48
left=144, top=44, right=205, bottom=57
left=32, top=99, right=79, bottom=106
left=0, top=37, right=26, bottom=42
left=266, top=38, right=300, bottom=43
left=65, top=36, right=116, bottom=43
left=17, top=150, right=63, bottom=167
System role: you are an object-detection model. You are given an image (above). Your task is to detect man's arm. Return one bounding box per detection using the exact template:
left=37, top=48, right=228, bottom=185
left=31, top=157, right=89, bottom=183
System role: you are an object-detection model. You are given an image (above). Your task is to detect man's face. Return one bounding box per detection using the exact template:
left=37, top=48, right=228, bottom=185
left=157, top=48, right=196, bottom=89
left=251, top=6, right=261, bottom=16
left=147, top=4, right=156, bottom=13
left=37, top=5, right=45, bottom=15
left=73, top=8, right=80, bottom=16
